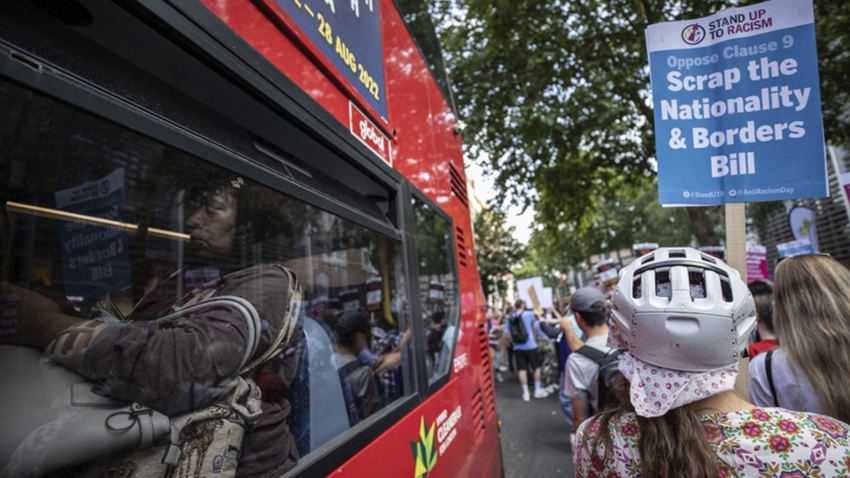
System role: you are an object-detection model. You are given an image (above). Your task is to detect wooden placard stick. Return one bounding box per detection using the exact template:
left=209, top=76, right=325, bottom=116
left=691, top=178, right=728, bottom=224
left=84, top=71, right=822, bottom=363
left=725, top=202, right=750, bottom=400
left=527, top=285, right=541, bottom=310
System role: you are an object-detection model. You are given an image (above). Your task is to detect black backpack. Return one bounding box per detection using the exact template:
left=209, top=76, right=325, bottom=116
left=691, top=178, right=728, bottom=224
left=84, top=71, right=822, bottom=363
left=576, top=346, right=625, bottom=413
left=509, top=313, right=529, bottom=344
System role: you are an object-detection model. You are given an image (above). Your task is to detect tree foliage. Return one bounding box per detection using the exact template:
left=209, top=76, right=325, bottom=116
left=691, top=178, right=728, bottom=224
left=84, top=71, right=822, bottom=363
left=529, top=176, right=707, bottom=268
left=433, top=0, right=850, bottom=262
left=473, top=208, right=525, bottom=296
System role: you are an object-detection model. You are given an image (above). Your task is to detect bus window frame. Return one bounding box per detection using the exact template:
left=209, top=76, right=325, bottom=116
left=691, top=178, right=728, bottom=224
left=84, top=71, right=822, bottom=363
left=407, top=188, right=461, bottom=395
left=0, top=17, right=426, bottom=478
left=0, top=44, right=399, bottom=243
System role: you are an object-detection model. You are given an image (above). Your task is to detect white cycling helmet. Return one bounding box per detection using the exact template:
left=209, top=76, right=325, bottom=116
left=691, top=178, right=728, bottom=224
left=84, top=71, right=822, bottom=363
left=611, top=247, right=756, bottom=372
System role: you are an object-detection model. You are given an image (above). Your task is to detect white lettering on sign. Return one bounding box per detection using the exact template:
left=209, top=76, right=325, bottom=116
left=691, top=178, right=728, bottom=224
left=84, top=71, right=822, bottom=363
left=436, top=405, right=462, bottom=456
left=348, top=102, right=392, bottom=165
left=452, top=353, right=468, bottom=374
left=359, top=119, right=385, bottom=152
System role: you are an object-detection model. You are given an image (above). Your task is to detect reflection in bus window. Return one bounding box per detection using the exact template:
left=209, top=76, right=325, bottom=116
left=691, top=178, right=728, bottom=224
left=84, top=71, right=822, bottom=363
left=0, top=79, right=411, bottom=477
left=411, top=197, right=458, bottom=379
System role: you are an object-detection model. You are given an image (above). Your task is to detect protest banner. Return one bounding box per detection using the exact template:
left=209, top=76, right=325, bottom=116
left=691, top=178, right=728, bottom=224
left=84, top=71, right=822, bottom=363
left=540, top=287, right=554, bottom=310
left=632, top=243, right=659, bottom=257
left=646, top=0, right=827, bottom=206
left=746, top=245, right=769, bottom=282
left=776, top=237, right=814, bottom=258
left=515, top=277, right=545, bottom=309
left=594, top=260, right=619, bottom=291
left=788, top=206, right=818, bottom=252
left=339, top=289, right=360, bottom=311
left=54, top=168, right=131, bottom=301
left=428, top=281, right=445, bottom=304
left=699, top=245, right=727, bottom=262
left=366, top=276, right=382, bottom=311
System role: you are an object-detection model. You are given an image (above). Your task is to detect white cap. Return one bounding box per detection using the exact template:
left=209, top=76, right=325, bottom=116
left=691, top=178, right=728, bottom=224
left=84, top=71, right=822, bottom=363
left=611, top=247, right=756, bottom=372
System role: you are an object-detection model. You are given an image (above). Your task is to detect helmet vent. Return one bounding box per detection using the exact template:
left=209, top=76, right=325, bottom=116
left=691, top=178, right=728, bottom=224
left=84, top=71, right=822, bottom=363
left=642, top=254, right=655, bottom=264
left=720, top=277, right=733, bottom=302
left=633, top=277, right=642, bottom=298
left=700, top=254, right=717, bottom=264
left=688, top=271, right=706, bottom=299
left=668, top=250, right=686, bottom=258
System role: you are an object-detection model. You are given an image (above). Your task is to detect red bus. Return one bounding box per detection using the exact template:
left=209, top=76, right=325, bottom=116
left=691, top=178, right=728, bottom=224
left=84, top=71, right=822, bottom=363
left=0, top=0, right=502, bottom=477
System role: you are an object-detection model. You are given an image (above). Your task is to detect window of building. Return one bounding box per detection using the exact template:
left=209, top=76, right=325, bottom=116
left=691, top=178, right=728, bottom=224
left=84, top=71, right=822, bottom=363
left=0, top=77, right=413, bottom=475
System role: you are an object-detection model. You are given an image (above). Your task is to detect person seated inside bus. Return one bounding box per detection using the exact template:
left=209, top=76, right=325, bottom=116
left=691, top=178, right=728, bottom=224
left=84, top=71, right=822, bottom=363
left=368, top=312, right=411, bottom=407
left=1, top=173, right=303, bottom=477
left=426, top=310, right=446, bottom=371
left=335, top=311, right=381, bottom=420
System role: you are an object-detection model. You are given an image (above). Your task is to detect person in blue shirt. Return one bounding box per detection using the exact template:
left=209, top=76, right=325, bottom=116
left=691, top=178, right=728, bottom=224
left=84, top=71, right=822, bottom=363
left=506, top=299, right=549, bottom=401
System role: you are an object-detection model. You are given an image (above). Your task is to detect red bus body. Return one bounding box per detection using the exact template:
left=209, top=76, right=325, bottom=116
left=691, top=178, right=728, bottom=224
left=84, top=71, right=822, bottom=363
left=194, top=2, right=502, bottom=475
left=206, top=3, right=498, bottom=475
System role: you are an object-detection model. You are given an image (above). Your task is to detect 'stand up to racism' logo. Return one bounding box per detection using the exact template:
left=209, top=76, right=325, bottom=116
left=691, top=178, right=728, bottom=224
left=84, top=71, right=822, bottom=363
left=410, top=416, right=437, bottom=478
left=681, top=23, right=705, bottom=45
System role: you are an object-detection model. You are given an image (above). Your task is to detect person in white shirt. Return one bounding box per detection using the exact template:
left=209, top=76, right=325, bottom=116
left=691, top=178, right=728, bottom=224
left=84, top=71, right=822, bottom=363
left=562, top=287, right=611, bottom=427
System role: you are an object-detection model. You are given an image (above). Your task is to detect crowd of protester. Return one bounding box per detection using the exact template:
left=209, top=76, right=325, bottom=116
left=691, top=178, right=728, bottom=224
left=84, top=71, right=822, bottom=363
left=494, top=248, right=850, bottom=477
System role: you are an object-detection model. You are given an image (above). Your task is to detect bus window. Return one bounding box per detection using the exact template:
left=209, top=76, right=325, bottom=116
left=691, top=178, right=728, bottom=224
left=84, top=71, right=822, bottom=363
left=411, top=197, right=459, bottom=380
left=0, top=78, right=413, bottom=476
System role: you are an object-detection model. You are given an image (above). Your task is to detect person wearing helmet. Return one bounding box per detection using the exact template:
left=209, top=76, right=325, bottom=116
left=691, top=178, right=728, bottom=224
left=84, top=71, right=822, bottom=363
left=573, top=247, right=850, bottom=478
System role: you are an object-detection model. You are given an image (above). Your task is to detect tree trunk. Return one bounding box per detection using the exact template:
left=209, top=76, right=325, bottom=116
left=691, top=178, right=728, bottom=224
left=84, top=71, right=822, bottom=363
left=687, top=207, right=719, bottom=247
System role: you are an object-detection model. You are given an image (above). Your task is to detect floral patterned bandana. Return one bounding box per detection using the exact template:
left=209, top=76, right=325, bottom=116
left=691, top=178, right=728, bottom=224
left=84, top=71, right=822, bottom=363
left=607, top=322, right=738, bottom=418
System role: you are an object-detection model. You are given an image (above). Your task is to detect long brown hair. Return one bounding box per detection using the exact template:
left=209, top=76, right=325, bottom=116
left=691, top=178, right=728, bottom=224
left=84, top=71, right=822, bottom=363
left=585, top=375, right=720, bottom=478
left=774, top=255, right=850, bottom=423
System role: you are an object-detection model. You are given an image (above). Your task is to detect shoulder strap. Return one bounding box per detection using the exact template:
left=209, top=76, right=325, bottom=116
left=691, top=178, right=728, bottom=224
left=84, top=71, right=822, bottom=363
left=343, top=358, right=364, bottom=375
left=765, top=350, right=780, bottom=407
left=575, top=345, right=607, bottom=364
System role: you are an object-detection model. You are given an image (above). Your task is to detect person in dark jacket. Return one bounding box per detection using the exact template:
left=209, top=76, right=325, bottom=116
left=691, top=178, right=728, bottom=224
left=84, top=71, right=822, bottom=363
left=2, top=174, right=302, bottom=477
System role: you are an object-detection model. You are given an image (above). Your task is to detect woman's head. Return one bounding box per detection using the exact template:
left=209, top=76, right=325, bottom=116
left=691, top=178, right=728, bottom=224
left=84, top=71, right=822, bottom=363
left=611, top=247, right=756, bottom=372
left=773, top=254, right=850, bottom=422
left=185, top=172, right=306, bottom=265
left=587, top=247, right=755, bottom=478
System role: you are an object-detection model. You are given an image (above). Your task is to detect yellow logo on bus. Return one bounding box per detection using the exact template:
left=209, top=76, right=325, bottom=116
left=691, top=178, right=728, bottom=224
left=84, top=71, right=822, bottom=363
left=410, top=416, right=437, bottom=477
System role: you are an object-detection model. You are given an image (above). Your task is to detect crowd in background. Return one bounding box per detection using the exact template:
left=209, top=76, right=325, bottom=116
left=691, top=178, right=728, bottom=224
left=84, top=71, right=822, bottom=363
left=491, top=250, right=850, bottom=478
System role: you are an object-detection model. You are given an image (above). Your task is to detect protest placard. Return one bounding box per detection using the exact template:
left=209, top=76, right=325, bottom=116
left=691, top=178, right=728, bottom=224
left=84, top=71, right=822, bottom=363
left=594, top=260, right=619, bottom=291
left=646, top=0, right=827, bottom=205
left=516, top=277, right=545, bottom=309
left=699, top=245, right=727, bottom=262
left=632, top=243, right=659, bottom=257
left=55, top=168, right=131, bottom=300
left=788, top=206, right=818, bottom=252
left=540, top=287, right=554, bottom=310
left=746, top=245, right=769, bottom=282
left=776, top=237, right=814, bottom=258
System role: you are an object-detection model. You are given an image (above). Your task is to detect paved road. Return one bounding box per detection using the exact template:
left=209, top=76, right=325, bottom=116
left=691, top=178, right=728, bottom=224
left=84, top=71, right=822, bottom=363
left=496, top=373, right=575, bottom=477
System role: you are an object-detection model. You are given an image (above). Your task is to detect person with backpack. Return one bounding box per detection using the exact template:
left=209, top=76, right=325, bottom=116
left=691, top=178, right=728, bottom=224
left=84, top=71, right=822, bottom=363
left=505, top=299, right=549, bottom=401
left=574, top=247, right=850, bottom=478
left=562, top=287, right=619, bottom=427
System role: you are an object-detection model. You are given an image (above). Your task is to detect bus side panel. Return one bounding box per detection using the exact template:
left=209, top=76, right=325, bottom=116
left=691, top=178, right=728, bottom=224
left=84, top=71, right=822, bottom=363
left=196, top=1, right=501, bottom=475
left=197, top=0, right=352, bottom=129
left=325, top=379, right=471, bottom=477
left=383, top=5, right=501, bottom=477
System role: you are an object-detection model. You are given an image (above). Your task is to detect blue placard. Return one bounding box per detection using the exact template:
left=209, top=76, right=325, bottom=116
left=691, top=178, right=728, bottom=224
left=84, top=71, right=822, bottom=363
left=646, top=0, right=827, bottom=205
left=273, top=0, right=387, bottom=120
left=55, top=168, right=131, bottom=301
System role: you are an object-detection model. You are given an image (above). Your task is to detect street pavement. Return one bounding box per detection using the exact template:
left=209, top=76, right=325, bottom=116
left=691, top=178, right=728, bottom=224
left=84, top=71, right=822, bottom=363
left=496, top=372, right=575, bottom=477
